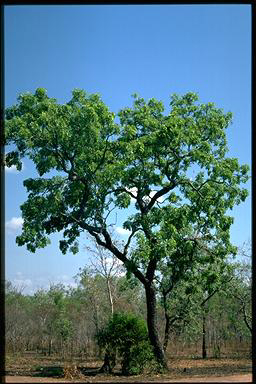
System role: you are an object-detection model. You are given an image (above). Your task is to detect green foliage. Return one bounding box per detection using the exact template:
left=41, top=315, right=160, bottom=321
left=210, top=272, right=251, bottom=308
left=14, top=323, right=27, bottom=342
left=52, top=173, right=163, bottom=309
left=96, top=312, right=154, bottom=375
left=30, top=283, right=74, bottom=345
left=223, top=261, right=252, bottom=335
left=5, top=88, right=119, bottom=255
left=4, top=88, right=249, bottom=263
left=55, top=317, right=73, bottom=341
left=160, top=257, right=251, bottom=355
left=122, top=340, right=156, bottom=375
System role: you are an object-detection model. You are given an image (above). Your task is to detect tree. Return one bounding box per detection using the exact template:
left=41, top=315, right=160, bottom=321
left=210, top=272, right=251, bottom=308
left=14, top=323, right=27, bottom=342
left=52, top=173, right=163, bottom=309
left=86, top=242, right=125, bottom=315
left=5, top=281, right=32, bottom=353
left=74, top=267, right=110, bottom=337
left=31, top=283, right=72, bottom=357
left=159, top=255, right=251, bottom=359
left=4, top=88, right=249, bottom=370
left=225, top=262, right=252, bottom=336
left=158, top=249, right=234, bottom=356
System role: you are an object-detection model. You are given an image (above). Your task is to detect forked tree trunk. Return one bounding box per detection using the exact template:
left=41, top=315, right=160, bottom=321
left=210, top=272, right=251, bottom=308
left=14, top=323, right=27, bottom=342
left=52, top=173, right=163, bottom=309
left=145, top=283, right=168, bottom=370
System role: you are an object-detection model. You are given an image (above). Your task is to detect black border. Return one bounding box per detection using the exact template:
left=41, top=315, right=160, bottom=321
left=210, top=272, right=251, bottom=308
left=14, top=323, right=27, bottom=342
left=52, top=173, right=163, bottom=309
left=1, top=3, right=254, bottom=384
left=251, top=3, right=255, bottom=384
left=0, top=4, right=5, bottom=383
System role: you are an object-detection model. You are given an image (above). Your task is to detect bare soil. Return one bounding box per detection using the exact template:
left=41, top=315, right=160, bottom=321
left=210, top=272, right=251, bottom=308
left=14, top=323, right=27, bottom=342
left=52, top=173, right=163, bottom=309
left=4, top=354, right=252, bottom=383
left=4, top=373, right=252, bottom=382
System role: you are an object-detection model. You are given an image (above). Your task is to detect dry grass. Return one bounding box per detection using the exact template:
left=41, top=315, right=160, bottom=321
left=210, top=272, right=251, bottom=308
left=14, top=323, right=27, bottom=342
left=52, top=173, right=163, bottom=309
left=63, top=363, right=84, bottom=380
left=5, top=352, right=252, bottom=381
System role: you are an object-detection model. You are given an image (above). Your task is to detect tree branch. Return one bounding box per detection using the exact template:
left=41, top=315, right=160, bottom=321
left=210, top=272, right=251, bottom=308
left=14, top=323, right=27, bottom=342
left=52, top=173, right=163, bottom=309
left=87, top=226, right=148, bottom=286
left=144, top=182, right=177, bottom=213
left=123, top=227, right=142, bottom=256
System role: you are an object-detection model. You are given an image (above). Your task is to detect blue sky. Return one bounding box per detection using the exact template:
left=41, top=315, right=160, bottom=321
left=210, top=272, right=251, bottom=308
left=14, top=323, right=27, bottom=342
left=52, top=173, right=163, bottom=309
left=5, top=5, right=251, bottom=294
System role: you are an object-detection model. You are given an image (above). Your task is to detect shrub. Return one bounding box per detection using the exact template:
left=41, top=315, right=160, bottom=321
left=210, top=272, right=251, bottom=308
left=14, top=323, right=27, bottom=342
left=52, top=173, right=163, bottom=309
left=96, top=312, right=154, bottom=375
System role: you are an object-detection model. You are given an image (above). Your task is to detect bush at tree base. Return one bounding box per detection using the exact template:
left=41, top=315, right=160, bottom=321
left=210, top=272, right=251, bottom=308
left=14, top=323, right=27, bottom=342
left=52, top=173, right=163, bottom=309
left=96, top=312, right=155, bottom=375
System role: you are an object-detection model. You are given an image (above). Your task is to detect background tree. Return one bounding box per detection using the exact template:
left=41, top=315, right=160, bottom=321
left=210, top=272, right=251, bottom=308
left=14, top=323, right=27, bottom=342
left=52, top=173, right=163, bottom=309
left=158, top=248, right=233, bottom=356
left=225, top=262, right=252, bottom=336
left=4, top=88, right=249, bottom=369
left=86, top=241, right=125, bottom=315
left=74, top=268, right=110, bottom=338
left=5, top=282, right=31, bottom=354
left=159, top=257, right=251, bottom=359
left=5, top=254, right=251, bottom=362
left=30, top=284, right=72, bottom=357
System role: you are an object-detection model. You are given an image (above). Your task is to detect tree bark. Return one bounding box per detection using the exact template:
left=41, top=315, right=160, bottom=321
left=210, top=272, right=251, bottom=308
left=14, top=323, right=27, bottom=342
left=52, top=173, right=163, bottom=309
left=241, top=303, right=252, bottom=335
left=163, top=312, right=170, bottom=353
left=163, top=291, right=171, bottom=353
left=106, top=278, right=114, bottom=315
left=99, top=277, right=114, bottom=374
left=202, top=313, right=207, bottom=359
left=48, top=337, right=52, bottom=356
left=145, top=283, right=168, bottom=370
left=99, top=347, right=116, bottom=373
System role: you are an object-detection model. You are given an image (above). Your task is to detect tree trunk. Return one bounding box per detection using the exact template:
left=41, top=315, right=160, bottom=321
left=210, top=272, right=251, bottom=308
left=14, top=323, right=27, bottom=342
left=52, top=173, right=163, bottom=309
left=48, top=337, right=52, bottom=356
left=202, top=313, right=207, bottom=359
left=241, top=303, right=252, bottom=335
left=99, top=277, right=114, bottom=375
left=98, top=347, right=116, bottom=373
left=163, top=312, right=170, bottom=353
left=106, top=278, right=114, bottom=315
left=162, top=291, right=172, bottom=353
left=145, top=283, right=168, bottom=370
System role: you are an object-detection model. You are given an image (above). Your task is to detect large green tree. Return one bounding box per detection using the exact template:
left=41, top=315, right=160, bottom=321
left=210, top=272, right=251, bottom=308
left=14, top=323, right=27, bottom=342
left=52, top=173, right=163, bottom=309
left=4, top=88, right=249, bottom=369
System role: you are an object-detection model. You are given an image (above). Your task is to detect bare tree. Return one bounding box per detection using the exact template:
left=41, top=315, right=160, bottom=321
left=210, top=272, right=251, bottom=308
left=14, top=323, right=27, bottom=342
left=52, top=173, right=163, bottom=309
left=86, top=242, right=125, bottom=315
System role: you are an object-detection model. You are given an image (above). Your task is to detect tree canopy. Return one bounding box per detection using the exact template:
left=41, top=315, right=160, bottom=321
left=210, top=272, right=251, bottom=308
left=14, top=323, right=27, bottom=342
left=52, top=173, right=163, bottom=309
left=4, top=88, right=250, bottom=368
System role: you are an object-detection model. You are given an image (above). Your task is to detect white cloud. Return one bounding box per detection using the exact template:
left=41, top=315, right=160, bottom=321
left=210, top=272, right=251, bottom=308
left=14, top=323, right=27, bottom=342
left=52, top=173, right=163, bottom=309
left=6, top=217, right=24, bottom=232
left=115, top=226, right=132, bottom=236
left=126, top=188, right=164, bottom=203
left=125, top=187, right=137, bottom=203
left=127, top=187, right=138, bottom=196
left=53, top=275, right=78, bottom=290
left=5, top=165, right=19, bottom=173
left=149, top=191, right=164, bottom=203
left=10, top=272, right=33, bottom=294
left=105, top=257, right=123, bottom=266
left=5, top=161, right=25, bottom=173
left=8, top=273, right=80, bottom=295
left=13, top=277, right=33, bottom=288
left=105, top=257, right=125, bottom=270
left=63, top=281, right=77, bottom=289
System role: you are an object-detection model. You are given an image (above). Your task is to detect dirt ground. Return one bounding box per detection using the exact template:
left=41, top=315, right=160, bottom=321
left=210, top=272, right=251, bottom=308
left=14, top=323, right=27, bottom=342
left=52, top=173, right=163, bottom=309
left=4, top=355, right=252, bottom=383
left=3, top=373, right=253, bottom=383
